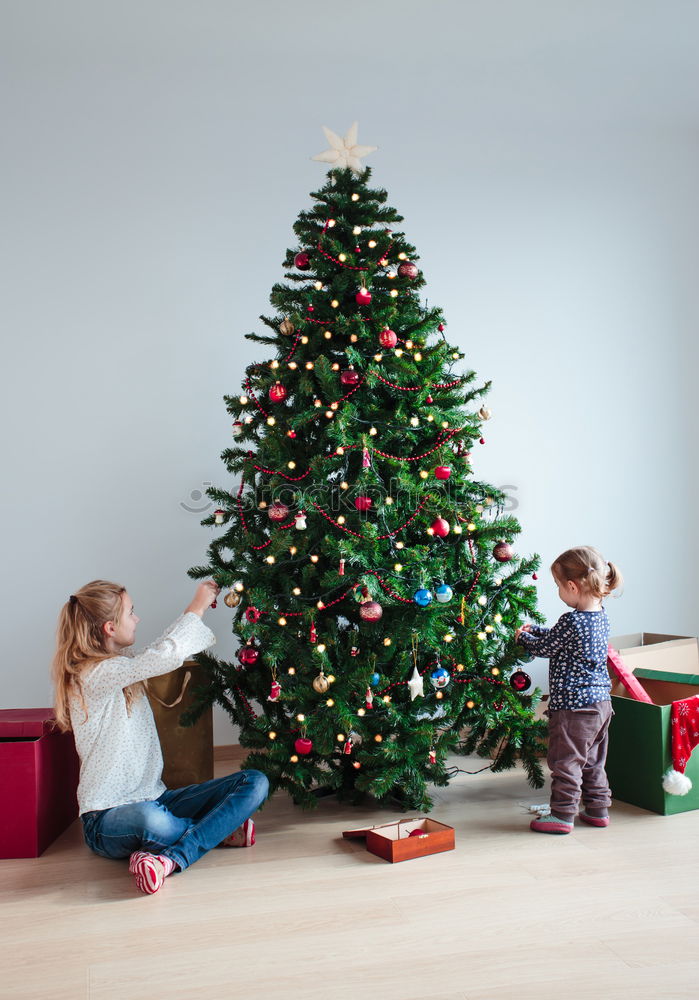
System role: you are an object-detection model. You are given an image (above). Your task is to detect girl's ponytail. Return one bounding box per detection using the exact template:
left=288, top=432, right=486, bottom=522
left=605, top=560, right=623, bottom=596
left=51, top=581, right=126, bottom=732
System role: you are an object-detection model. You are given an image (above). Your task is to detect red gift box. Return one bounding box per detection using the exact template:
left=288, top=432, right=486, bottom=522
left=0, top=708, right=80, bottom=858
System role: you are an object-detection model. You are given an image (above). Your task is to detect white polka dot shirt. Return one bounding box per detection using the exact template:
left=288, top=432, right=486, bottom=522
left=518, top=609, right=611, bottom=710
left=69, top=613, right=215, bottom=815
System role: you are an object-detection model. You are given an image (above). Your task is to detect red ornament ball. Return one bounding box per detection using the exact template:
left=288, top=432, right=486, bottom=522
left=408, top=828, right=427, bottom=838
left=268, top=502, right=289, bottom=522
left=397, top=261, right=419, bottom=279
left=237, top=645, right=259, bottom=665
left=354, top=496, right=373, bottom=512
left=355, top=288, right=372, bottom=305
left=379, top=327, right=398, bottom=348
left=532, top=572, right=538, bottom=580
left=438, top=323, right=445, bottom=332
left=434, top=466, right=452, bottom=481
left=510, top=670, right=532, bottom=693
left=479, top=437, right=485, bottom=445
left=340, top=368, right=361, bottom=387
left=431, top=517, right=450, bottom=538
left=493, top=541, right=514, bottom=563
left=294, top=737, right=313, bottom=756
left=269, top=381, right=288, bottom=403
left=426, top=395, right=434, bottom=404
left=294, top=251, right=310, bottom=270
left=359, top=600, right=383, bottom=622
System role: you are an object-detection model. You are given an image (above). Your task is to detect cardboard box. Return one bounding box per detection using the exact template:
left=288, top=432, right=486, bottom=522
left=0, top=709, right=80, bottom=858
left=148, top=661, right=213, bottom=789
left=607, top=635, right=699, bottom=815
left=343, top=817, right=455, bottom=863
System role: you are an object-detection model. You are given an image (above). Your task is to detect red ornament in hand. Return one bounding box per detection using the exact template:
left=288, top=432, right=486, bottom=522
left=379, top=327, right=397, bottom=348
left=294, top=737, right=313, bottom=756
left=294, top=251, right=310, bottom=270
left=340, top=368, right=361, bottom=387
left=355, top=288, right=372, bottom=305
left=434, top=466, right=452, bottom=480
left=493, top=542, right=514, bottom=563
left=397, top=261, right=419, bottom=279
left=354, top=496, right=373, bottom=512
left=431, top=517, right=450, bottom=538
left=269, top=382, right=287, bottom=403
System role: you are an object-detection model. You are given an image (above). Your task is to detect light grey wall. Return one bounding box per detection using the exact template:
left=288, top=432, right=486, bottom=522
left=2, top=1, right=698, bottom=743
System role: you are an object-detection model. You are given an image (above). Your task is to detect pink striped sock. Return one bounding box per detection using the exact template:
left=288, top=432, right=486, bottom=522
left=128, top=851, right=176, bottom=894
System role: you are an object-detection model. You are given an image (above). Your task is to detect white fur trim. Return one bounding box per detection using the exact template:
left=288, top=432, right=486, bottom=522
left=662, top=768, right=693, bottom=795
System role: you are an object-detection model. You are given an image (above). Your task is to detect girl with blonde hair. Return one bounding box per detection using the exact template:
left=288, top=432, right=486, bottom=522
left=52, top=579, right=268, bottom=894
left=515, top=546, right=623, bottom=834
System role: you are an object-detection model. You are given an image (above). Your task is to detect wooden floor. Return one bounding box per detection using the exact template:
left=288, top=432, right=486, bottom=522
left=3, top=747, right=699, bottom=1000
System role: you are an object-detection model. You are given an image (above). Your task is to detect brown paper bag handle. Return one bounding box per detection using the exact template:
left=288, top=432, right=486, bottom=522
left=149, top=669, right=192, bottom=709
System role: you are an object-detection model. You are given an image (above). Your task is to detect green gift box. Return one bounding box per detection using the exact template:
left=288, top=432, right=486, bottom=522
left=607, top=634, right=699, bottom=815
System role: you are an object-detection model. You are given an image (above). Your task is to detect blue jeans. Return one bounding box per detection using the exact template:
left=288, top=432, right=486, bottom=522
left=81, top=770, right=269, bottom=871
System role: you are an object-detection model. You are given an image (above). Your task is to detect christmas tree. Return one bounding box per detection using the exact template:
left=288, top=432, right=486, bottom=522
left=187, top=125, right=547, bottom=810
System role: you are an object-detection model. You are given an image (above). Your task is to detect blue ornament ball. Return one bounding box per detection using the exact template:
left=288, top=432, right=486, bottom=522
left=435, top=584, right=453, bottom=603
left=414, top=588, right=433, bottom=607
left=370, top=672, right=380, bottom=686
left=430, top=667, right=451, bottom=690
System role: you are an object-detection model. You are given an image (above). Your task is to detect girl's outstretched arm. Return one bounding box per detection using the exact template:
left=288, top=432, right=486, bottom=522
left=517, top=614, right=575, bottom=658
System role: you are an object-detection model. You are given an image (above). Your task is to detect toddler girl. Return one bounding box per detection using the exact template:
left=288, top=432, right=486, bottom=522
left=515, top=546, right=623, bottom=834
left=52, top=579, right=269, bottom=893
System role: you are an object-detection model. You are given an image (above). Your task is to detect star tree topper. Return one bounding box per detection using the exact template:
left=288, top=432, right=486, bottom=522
left=312, top=122, right=377, bottom=174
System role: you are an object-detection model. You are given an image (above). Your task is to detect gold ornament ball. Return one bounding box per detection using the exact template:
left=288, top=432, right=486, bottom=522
left=224, top=590, right=241, bottom=608
left=312, top=672, right=330, bottom=694
left=279, top=318, right=295, bottom=336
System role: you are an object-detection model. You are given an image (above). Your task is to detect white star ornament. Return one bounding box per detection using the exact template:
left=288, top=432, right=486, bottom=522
left=312, top=122, right=377, bottom=174
left=408, top=665, right=424, bottom=701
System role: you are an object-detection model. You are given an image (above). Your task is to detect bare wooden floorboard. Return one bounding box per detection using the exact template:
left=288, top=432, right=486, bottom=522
left=2, top=751, right=697, bottom=1000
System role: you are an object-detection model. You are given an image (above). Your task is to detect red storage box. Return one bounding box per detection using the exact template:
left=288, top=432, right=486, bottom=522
left=0, top=709, right=80, bottom=858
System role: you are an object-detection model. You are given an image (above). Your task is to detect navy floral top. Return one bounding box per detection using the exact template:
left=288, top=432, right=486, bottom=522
left=518, top=609, right=611, bottom=710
